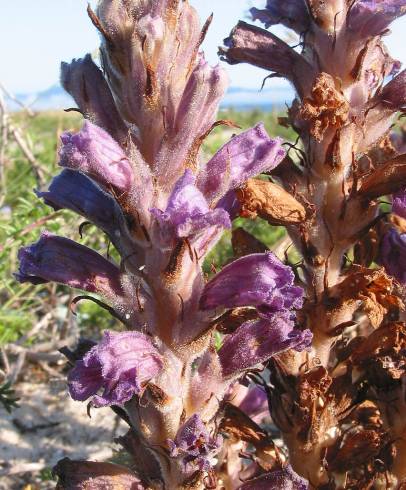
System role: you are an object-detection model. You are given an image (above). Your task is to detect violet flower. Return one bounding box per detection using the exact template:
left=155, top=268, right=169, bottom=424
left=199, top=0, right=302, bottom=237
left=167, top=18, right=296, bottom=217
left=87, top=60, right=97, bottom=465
left=379, top=228, right=406, bottom=283
left=151, top=169, right=231, bottom=241
left=197, top=124, right=285, bottom=205
left=392, top=188, right=406, bottom=219
left=59, top=121, right=133, bottom=193
left=219, top=314, right=312, bottom=378
left=167, top=414, right=221, bottom=471
left=15, top=232, right=123, bottom=298
left=68, top=330, right=163, bottom=407
left=36, top=169, right=129, bottom=246
left=349, top=0, right=406, bottom=39
left=238, top=386, right=269, bottom=423
left=17, top=1, right=313, bottom=487
left=200, top=252, right=303, bottom=314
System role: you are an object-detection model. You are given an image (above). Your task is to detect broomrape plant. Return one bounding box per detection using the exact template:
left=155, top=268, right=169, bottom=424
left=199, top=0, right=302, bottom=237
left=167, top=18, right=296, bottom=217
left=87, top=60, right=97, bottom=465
left=15, top=0, right=406, bottom=489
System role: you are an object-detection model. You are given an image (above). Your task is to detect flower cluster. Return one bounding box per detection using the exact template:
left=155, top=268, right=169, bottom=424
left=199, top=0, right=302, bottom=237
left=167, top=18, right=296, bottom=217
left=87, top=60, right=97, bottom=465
left=219, top=0, right=406, bottom=487
left=16, top=1, right=311, bottom=488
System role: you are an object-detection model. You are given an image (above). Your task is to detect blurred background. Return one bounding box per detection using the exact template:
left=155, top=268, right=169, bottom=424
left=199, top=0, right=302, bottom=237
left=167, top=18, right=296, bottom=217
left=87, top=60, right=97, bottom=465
left=0, top=1, right=404, bottom=488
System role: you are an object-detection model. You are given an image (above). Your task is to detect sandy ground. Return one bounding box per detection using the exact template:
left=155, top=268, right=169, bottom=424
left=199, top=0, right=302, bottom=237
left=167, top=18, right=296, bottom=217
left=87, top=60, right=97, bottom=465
left=0, top=379, right=127, bottom=489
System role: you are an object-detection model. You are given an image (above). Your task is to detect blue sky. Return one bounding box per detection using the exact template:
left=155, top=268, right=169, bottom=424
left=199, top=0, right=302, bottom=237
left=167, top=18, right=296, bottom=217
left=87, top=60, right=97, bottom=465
left=0, top=1, right=405, bottom=94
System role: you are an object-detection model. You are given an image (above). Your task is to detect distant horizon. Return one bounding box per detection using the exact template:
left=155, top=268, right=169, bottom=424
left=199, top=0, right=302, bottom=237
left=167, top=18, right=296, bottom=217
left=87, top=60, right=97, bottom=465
left=4, top=82, right=296, bottom=113
left=1, top=1, right=405, bottom=95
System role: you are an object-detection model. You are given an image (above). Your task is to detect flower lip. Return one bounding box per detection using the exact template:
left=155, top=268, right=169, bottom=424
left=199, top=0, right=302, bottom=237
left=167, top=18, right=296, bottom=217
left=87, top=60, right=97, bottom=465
left=197, top=124, right=286, bottom=205
left=59, top=120, right=133, bottom=193
left=218, top=313, right=312, bottom=378
left=151, top=169, right=231, bottom=241
left=68, top=330, right=164, bottom=407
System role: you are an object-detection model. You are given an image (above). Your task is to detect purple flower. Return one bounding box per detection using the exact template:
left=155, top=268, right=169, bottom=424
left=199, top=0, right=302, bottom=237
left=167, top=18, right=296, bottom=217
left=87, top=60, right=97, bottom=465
left=59, top=121, right=133, bottom=193
left=61, top=55, right=128, bottom=144
left=349, top=0, right=406, bottom=39
left=68, top=330, right=163, bottom=407
left=15, top=232, right=123, bottom=298
left=36, top=169, right=128, bottom=246
left=239, top=386, right=269, bottom=423
left=151, top=169, right=231, bottom=240
left=238, top=465, right=309, bottom=489
left=250, top=0, right=310, bottom=33
left=167, top=414, right=221, bottom=471
left=197, top=124, right=285, bottom=205
left=200, top=253, right=303, bottom=314
left=393, top=188, right=406, bottom=219
left=379, top=228, right=406, bottom=283
left=218, top=314, right=312, bottom=378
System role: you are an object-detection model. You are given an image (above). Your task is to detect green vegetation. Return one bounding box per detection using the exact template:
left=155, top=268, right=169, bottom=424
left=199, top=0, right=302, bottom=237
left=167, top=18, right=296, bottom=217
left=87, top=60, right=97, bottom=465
left=0, top=109, right=293, bottom=347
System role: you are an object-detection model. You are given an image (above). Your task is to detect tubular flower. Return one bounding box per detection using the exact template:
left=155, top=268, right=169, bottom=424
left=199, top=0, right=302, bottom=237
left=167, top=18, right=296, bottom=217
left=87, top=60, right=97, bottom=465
left=15, top=232, right=123, bottom=298
left=150, top=169, right=231, bottom=241
left=68, top=330, right=163, bottom=407
left=59, top=120, right=134, bottom=193
left=200, top=252, right=303, bottom=314
left=250, top=0, right=310, bottom=33
left=197, top=124, right=285, bottom=205
left=36, top=169, right=130, bottom=247
left=219, top=314, right=312, bottom=378
left=379, top=228, right=406, bottom=284
left=392, top=187, right=406, bottom=219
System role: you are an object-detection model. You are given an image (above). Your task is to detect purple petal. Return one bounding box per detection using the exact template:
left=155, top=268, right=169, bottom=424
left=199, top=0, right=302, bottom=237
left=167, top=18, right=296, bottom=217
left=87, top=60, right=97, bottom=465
left=378, top=228, right=406, bottom=283
left=167, top=414, right=221, bottom=471
left=68, top=330, right=163, bottom=407
left=349, top=0, right=406, bottom=38
left=151, top=169, right=231, bottom=240
left=200, top=253, right=303, bottom=313
left=59, top=121, right=133, bottom=193
left=250, top=0, right=310, bottom=33
left=238, top=465, right=309, bottom=490
left=393, top=187, right=406, bottom=219
left=36, top=169, right=128, bottom=245
left=60, top=55, right=128, bottom=144
left=15, top=232, right=123, bottom=298
left=218, top=314, right=312, bottom=377
left=239, top=386, right=269, bottom=422
left=197, top=124, right=285, bottom=204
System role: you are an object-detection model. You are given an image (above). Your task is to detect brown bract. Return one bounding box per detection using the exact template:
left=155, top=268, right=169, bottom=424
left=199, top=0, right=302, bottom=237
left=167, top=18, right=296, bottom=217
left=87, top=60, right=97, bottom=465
left=299, top=73, right=349, bottom=142
left=351, top=322, right=406, bottom=384
left=236, top=178, right=306, bottom=226
left=359, top=154, right=406, bottom=199
left=220, top=403, right=280, bottom=471
left=321, top=266, right=403, bottom=332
